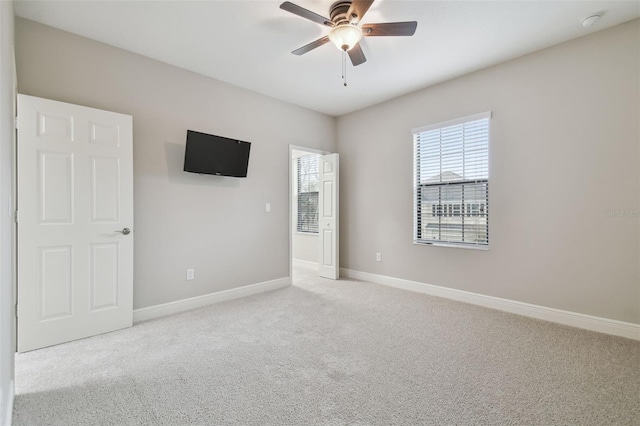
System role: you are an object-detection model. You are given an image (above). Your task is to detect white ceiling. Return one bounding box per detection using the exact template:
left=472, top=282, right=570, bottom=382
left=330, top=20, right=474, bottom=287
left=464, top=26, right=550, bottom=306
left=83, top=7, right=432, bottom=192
left=14, top=0, right=640, bottom=116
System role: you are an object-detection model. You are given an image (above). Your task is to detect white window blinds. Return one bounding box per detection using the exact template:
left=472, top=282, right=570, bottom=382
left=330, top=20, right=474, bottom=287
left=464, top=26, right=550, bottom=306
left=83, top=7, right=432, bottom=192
left=296, top=154, right=319, bottom=233
left=413, top=112, right=490, bottom=247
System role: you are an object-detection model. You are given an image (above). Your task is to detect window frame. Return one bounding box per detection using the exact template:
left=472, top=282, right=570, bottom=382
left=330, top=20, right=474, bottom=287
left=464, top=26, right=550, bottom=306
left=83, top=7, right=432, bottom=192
left=412, top=112, right=491, bottom=250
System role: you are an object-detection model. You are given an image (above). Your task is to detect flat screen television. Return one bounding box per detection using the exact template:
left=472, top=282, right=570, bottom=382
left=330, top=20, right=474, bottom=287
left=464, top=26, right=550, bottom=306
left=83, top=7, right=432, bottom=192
left=183, top=130, right=251, bottom=177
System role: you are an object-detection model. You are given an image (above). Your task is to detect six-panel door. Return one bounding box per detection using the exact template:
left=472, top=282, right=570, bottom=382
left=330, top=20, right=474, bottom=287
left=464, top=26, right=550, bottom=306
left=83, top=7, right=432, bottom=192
left=318, top=153, right=339, bottom=279
left=17, top=94, right=134, bottom=352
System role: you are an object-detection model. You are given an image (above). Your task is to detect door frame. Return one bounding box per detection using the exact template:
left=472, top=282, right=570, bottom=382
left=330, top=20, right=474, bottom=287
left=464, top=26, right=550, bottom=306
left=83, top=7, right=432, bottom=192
left=288, top=145, right=329, bottom=282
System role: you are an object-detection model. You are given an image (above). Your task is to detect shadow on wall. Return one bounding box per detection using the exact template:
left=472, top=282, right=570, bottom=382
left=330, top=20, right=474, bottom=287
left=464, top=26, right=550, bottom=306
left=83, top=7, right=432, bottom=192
left=164, top=141, right=241, bottom=188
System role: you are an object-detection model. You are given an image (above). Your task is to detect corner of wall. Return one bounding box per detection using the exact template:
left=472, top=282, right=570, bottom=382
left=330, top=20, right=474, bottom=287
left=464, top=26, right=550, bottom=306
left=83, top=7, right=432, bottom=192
left=1, top=380, right=14, bottom=426
left=0, top=1, right=16, bottom=425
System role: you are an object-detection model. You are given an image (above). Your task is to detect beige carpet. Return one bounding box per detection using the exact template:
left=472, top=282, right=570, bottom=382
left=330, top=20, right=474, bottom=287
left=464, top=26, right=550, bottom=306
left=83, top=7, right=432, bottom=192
left=13, top=266, right=640, bottom=425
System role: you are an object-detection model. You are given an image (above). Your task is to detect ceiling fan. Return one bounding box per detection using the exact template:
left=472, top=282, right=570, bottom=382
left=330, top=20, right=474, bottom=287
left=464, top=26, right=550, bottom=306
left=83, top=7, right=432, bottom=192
left=280, top=0, right=417, bottom=67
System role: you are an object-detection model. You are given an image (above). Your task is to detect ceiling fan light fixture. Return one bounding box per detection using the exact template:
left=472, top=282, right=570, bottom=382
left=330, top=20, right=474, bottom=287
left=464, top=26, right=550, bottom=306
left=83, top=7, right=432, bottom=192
left=328, top=24, right=363, bottom=51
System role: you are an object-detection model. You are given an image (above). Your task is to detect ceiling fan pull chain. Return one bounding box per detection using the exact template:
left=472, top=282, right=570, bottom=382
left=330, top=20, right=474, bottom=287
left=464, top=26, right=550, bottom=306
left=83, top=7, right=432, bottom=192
left=342, top=50, right=348, bottom=87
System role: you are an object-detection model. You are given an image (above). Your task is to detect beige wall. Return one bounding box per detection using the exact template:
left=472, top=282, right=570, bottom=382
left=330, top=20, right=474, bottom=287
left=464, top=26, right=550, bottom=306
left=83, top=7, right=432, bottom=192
left=0, top=1, right=15, bottom=421
left=15, top=18, right=336, bottom=309
left=337, top=20, right=640, bottom=324
left=293, top=233, right=318, bottom=264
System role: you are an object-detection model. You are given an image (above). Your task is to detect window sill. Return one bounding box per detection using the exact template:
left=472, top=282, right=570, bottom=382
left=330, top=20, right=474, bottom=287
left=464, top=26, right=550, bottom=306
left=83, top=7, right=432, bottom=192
left=414, top=241, right=489, bottom=251
left=295, top=232, right=319, bottom=237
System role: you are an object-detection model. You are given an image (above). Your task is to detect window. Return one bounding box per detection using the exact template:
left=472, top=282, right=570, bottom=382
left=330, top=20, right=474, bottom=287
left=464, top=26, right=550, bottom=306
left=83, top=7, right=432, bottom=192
left=413, top=112, right=490, bottom=247
left=296, top=154, right=319, bottom=233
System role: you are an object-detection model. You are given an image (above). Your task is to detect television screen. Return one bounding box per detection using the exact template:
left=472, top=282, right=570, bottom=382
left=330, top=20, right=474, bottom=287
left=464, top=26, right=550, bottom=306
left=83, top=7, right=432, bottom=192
left=183, top=130, right=251, bottom=177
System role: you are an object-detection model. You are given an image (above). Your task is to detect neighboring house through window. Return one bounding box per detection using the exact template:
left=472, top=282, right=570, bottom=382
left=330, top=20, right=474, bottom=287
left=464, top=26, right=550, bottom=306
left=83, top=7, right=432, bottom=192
left=296, top=154, right=319, bottom=233
left=413, top=112, right=491, bottom=247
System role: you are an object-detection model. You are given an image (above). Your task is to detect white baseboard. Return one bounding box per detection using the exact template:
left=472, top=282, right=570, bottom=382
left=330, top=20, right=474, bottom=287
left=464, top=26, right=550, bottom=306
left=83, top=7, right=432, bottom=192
left=133, top=277, right=290, bottom=323
left=2, top=380, right=14, bottom=426
left=293, top=259, right=318, bottom=269
left=341, top=268, right=640, bottom=341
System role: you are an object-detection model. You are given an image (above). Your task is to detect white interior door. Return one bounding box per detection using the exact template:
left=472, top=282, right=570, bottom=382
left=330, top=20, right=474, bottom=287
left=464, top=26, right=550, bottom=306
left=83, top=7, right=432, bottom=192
left=318, top=153, right=339, bottom=279
left=17, top=94, right=134, bottom=352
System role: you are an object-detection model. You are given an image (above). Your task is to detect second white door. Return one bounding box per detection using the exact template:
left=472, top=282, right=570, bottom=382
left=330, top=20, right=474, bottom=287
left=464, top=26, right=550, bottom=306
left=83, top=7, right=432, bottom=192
left=318, top=153, right=339, bottom=279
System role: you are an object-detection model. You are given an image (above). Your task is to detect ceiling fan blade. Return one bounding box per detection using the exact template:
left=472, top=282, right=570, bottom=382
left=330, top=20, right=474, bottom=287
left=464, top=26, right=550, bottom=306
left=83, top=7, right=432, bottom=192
left=280, top=2, right=334, bottom=27
left=346, top=0, right=375, bottom=24
left=292, top=36, right=330, bottom=55
left=348, top=43, right=367, bottom=66
left=362, top=21, right=418, bottom=37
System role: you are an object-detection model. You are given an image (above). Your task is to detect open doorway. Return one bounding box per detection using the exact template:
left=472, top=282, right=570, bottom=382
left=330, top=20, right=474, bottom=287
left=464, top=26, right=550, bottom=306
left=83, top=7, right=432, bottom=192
left=290, top=146, right=323, bottom=283
left=289, top=145, right=340, bottom=284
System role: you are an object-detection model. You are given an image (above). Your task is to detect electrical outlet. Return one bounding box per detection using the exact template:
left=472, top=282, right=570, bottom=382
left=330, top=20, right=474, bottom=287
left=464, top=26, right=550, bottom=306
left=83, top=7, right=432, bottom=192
left=265, top=202, right=271, bottom=213
left=376, top=253, right=382, bottom=262
left=186, top=268, right=195, bottom=280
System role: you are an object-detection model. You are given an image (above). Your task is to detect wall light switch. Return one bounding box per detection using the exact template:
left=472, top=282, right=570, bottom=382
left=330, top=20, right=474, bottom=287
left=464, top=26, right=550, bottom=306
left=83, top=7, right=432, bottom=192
left=186, top=269, right=195, bottom=281
left=265, top=203, right=271, bottom=213
left=376, top=253, right=382, bottom=262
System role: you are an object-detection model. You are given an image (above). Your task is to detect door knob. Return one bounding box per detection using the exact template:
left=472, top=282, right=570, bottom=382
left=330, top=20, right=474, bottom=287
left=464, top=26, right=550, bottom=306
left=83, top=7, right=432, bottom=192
left=116, top=228, right=131, bottom=235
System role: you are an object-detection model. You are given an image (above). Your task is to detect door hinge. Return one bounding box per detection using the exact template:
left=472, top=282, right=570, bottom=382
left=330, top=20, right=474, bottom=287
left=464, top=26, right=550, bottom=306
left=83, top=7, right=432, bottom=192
left=15, top=303, right=18, bottom=318
left=14, top=116, right=18, bottom=130
left=14, top=210, right=18, bottom=223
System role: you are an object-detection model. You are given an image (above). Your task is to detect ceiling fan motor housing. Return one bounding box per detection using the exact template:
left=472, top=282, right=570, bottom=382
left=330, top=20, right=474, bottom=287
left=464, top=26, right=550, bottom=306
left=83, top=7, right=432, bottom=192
left=330, top=1, right=355, bottom=25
